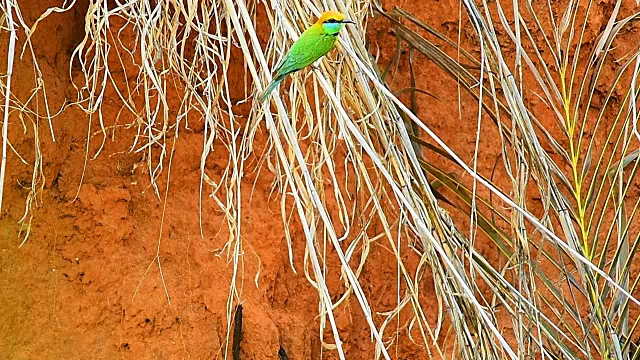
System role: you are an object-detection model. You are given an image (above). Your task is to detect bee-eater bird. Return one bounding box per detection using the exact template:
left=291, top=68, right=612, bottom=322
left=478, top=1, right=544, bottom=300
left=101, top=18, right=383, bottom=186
left=260, top=11, right=355, bottom=102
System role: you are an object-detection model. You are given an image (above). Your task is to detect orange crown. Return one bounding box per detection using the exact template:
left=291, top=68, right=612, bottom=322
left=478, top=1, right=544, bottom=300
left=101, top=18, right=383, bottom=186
left=316, top=11, right=346, bottom=24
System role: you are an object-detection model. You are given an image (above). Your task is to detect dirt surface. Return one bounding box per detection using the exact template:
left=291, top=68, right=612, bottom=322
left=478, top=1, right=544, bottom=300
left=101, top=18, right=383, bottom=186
left=0, top=1, right=431, bottom=359
left=1, top=0, right=637, bottom=359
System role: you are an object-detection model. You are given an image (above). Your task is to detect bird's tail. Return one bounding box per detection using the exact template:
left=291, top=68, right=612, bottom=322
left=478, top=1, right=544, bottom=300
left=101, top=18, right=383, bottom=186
left=259, top=78, right=282, bottom=103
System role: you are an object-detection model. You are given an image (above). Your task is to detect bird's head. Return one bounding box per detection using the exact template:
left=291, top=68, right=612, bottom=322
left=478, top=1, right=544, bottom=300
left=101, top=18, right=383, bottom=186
left=316, top=11, right=355, bottom=36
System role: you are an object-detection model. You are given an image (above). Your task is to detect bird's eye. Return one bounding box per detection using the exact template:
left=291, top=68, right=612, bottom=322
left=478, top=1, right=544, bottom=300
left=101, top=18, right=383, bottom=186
left=324, top=18, right=339, bottom=23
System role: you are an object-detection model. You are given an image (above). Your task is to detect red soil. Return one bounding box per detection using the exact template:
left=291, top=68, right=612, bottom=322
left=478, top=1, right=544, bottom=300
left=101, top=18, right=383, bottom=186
left=1, top=0, right=638, bottom=359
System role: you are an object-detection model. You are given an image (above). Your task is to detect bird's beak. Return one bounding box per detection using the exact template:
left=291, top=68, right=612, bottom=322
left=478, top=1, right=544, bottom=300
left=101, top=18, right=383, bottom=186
left=341, top=19, right=356, bottom=24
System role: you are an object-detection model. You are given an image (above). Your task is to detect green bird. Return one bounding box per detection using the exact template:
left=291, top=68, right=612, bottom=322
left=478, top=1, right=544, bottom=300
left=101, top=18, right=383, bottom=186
left=260, top=11, right=355, bottom=102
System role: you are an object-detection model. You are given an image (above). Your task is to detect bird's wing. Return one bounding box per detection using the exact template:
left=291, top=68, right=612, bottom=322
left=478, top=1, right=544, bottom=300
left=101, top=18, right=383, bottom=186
left=274, top=31, right=336, bottom=79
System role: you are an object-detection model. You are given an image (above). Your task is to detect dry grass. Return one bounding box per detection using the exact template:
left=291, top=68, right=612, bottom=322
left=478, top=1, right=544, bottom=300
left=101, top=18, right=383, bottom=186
left=380, top=0, right=640, bottom=358
left=1, top=0, right=640, bottom=358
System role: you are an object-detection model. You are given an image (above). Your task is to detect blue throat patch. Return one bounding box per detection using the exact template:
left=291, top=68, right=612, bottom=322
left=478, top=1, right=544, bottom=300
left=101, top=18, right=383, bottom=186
left=322, top=22, right=344, bottom=36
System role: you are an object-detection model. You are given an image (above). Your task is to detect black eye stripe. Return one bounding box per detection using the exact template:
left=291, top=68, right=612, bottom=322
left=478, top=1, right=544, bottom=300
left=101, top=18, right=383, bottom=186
left=324, top=18, right=339, bottom=23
